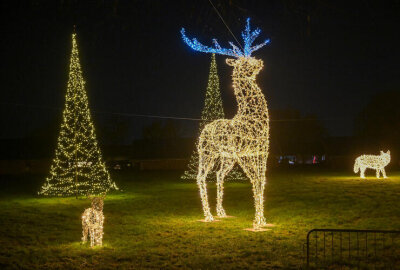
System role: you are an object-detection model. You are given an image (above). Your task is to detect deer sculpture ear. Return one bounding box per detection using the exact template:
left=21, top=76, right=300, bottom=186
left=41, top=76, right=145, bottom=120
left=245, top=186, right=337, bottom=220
left=387, top=150, right=390, bottom=154
left=257, top=59, right=264, bottom=69
left=226, top=58, right=235, bottom=66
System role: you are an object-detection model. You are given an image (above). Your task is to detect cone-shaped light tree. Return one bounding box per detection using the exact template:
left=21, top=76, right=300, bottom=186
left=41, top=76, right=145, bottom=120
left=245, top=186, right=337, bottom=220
left=182, top=54, right=245, bottom=181
left=39, top=32, right=118, bottom=197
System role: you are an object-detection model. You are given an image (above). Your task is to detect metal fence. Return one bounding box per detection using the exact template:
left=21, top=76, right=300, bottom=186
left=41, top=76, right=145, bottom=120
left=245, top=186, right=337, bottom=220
left=305, top=229, right=400, bottom=269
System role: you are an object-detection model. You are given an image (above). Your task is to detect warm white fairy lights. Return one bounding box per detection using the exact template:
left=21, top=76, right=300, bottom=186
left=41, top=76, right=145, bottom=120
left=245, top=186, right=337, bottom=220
left=182, top=18, right=271, bottom=230
left=82, top=197, right=104, bottom=247
left=354, top=150, right=391, bottom=178
left=39, top=32, right=117, bottom=197
left=181, top=54, right=245, bottom=182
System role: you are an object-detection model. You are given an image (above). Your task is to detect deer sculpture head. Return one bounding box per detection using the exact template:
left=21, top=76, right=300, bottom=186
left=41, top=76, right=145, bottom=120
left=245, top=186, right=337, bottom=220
left=226, top=57, right=264, bottom=79
left=88, top=196, right=104, bottom=212
left=182, top=18, right=268, bottom=98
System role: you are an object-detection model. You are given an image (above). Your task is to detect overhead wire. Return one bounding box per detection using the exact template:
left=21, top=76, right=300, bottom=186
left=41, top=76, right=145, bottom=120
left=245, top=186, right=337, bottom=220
left=1, top=101, right=353, bottom=122
left=207, top=0, right=244, bottom=52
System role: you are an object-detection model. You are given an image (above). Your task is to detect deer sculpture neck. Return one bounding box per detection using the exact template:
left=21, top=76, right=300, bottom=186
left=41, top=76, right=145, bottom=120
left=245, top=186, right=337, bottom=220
left=228, top=57, right=269, bottom=120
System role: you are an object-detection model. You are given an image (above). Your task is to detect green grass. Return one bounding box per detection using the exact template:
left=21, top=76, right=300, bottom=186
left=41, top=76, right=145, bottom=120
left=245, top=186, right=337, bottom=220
left=0, top=169, right=399, bottom=269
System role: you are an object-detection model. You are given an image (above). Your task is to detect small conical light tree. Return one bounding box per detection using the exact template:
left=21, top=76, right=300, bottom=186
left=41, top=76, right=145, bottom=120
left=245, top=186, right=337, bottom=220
left=182, top=54, right=245, bottom=181
left=39, top=32, right=118, bottom=197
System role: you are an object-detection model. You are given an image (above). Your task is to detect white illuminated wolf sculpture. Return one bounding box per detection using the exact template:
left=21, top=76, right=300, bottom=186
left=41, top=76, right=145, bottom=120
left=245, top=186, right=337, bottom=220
left=181, top=19, right=271, bottom=230
left=354, top=150, right=390, bottom=178
left=82, top=197, right=104, bottom=247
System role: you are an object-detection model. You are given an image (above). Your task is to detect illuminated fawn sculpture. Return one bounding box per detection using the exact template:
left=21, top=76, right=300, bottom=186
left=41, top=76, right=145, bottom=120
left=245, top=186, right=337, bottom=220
left=354, top=150, right=390, bottom=178
left=82, top=197, right=104, bottom=247
left=181, top=19, right=271, bottom=230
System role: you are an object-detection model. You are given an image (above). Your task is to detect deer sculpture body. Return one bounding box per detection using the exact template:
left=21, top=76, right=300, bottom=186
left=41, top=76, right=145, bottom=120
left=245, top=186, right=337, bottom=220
left=82, top=197, right=104, bottom=247
left=181, top=19, right=271, bottom=230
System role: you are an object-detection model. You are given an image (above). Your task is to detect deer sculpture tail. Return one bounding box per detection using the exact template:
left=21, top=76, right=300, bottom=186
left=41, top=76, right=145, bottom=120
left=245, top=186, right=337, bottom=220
left=353, top=159, right=360, bottom=173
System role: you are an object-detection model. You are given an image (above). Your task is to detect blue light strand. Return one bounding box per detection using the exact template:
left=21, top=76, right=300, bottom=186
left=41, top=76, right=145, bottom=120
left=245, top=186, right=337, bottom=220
left=181, top=28, right=239, bottom=57
left=181, top=18, right=270, bottom=58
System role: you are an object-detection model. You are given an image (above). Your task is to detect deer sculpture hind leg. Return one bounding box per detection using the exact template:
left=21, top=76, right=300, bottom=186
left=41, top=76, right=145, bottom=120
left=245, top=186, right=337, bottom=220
left=197, top=152, right=216, bottom=222
left=376, top=168, right=380, bottom=178
left=216, top=158, right=235, bottom=218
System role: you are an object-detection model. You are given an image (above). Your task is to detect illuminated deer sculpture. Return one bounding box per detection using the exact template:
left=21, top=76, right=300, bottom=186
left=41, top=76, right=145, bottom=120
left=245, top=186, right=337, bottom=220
left=82, top=197, right=104, bottom=247
left=181, top=19, right=271, bottom=230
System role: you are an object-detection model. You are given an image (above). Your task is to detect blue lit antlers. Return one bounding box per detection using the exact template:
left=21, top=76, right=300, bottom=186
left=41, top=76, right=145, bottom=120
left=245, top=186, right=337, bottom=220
left=181, top=18, right=270, bottom=57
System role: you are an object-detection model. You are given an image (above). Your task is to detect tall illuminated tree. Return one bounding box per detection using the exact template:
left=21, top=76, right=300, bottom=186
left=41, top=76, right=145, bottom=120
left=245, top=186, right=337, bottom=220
left=182, top=54, right=245, bottom=181
left=39, top=32, right=118, bottom=197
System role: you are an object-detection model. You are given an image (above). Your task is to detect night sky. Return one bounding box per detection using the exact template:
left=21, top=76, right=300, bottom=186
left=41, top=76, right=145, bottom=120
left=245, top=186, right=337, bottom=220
left=1, top=1, right=399, bottom=142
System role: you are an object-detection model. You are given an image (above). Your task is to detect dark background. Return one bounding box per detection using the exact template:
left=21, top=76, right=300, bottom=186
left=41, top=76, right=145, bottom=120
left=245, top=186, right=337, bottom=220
left=0, top=0, right=399, bottom=159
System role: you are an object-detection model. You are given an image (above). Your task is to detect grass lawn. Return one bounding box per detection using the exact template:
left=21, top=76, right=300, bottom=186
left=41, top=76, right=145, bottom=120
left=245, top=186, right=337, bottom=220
left=0, top=168, right=399, bottom=269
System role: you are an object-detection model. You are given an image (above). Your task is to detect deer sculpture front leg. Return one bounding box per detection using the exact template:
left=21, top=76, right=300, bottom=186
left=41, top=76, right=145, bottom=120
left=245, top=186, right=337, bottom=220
left=360, top=167, right=366, bottom=178
left=240, top=156, right=268, bottom=230
left=252, top=178, right=267, bottom=229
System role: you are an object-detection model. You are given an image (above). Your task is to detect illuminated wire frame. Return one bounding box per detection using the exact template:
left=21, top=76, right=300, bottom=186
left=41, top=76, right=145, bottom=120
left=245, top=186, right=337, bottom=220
left=82, top=197, right=104, bottom=247
left=182, top=18, right=271, bottom=230
left=39, top=33, right=118, bottom=197
left=354, top=150, right=390, bottom=178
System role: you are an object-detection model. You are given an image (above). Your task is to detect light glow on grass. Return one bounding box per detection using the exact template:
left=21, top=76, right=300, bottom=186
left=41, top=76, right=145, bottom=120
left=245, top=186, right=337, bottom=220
left=1, top=171, right=399, bottom=268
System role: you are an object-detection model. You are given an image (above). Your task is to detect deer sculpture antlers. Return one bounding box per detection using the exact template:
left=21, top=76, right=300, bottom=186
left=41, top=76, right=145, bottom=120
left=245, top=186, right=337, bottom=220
left=181, top=18, right=270, bottom=57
